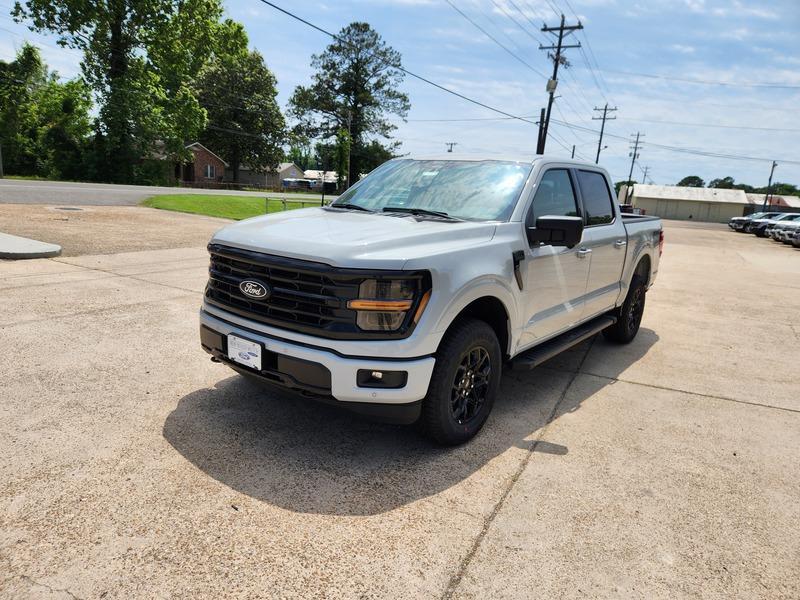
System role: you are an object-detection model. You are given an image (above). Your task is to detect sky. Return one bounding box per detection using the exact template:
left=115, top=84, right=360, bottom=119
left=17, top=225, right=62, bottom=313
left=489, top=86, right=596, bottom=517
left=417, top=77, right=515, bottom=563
left=2, top=0, right=800, bottom=186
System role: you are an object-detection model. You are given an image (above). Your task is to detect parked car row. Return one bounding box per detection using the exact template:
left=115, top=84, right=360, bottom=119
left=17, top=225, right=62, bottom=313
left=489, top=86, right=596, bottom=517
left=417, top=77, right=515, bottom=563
left=728, top=211, right=800, bottom=247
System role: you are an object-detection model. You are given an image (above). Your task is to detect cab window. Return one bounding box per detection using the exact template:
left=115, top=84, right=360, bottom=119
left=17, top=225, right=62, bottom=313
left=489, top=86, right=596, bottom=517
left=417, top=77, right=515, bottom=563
left=578, top=170, right=615, bottom=226
left=529, top=169, right=579, bottom=225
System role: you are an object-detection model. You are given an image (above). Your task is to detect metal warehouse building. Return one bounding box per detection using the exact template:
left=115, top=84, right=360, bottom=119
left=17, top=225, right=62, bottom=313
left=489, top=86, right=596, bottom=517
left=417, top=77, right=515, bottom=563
left=619, top=184, right=800, bottom=223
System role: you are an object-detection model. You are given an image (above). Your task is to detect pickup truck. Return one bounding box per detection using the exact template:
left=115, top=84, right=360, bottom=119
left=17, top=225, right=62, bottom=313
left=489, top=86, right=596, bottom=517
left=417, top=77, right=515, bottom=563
left=199, top=157, right=663, bottom=445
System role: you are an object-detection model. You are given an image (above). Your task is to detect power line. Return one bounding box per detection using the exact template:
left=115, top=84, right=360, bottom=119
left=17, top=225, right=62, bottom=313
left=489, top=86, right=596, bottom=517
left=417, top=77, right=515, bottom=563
left=617, top=116, right=800, bottom=133
left=445, top=0, right=548, bottom=79
left=255, top=0, right=539, bottom=127
left=549, top=117, right=800, bottom=165
left=599, top=68, right=800, bottom=89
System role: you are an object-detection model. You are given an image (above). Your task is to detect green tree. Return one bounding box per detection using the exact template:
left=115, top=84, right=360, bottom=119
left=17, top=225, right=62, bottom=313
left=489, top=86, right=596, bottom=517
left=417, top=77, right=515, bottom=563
left=289, top=22, right=410, bottom=186
left=287, top=141, right=314, bottom=171
left=0, top=44, right=91, bottom=178
left=677, top=175, right=704, bottom=187
left=708, top=176, right=735, bottom=189
left=615, top=179, right=636, bottom=197
left=0, top=43, right=47, bottom=175
left=354, top=139, right=397, bottom=177
left=196, top=43, right=285, bottom=182
left=13, top=0, right=228, bottom=183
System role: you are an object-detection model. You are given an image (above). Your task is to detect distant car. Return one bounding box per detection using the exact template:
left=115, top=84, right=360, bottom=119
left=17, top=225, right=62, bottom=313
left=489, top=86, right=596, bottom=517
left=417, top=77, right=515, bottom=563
left=768, top=220, right=800, bottom=243
left=749, top=213, right=797, bottom=237
left=729, top=211, right=780, bottom=232
left=792, top=229, right=800, bottom=248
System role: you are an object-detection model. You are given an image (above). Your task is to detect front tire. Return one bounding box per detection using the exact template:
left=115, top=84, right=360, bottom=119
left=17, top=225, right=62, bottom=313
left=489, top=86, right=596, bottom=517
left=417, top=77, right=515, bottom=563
left=603, top=274, right=646, bottom=344
left=419, top=319, right=501, bottom=445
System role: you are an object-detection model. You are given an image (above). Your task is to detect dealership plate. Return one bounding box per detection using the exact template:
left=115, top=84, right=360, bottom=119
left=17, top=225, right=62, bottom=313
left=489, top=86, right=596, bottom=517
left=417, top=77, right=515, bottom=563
left=227, top=334, right=262, bottom=371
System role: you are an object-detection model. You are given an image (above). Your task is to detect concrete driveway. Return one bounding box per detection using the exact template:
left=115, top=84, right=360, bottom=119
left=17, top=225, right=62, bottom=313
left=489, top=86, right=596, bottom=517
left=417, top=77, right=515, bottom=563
left=0, top=179, right=334, bottom=206
left=1, top=218, right=798, bottom=598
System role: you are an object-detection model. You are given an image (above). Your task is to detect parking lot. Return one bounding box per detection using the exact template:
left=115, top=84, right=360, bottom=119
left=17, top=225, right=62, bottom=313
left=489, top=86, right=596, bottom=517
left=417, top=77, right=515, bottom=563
left=1, top=210, right=798, bottom=598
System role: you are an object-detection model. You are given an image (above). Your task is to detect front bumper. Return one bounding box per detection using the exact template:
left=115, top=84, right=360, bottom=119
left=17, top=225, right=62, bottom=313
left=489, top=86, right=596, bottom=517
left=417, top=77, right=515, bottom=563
left=200, top=309, right=436, bottom=408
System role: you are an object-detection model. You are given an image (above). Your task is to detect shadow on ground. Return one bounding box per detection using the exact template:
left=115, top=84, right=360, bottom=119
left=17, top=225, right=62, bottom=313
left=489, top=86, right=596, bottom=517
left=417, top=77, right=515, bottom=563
left=164, top=329, right=658, bottom=516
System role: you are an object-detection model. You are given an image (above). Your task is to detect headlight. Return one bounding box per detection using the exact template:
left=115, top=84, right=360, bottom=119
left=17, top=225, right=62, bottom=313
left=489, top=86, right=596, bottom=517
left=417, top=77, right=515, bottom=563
left=347, top=279, right=429, bottom=331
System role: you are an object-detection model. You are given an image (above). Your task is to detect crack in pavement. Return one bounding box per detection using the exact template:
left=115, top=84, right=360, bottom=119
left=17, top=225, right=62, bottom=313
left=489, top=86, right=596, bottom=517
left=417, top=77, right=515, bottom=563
left=50, top=258, right=202, bottom=294
left=0, top=292, right=197, bottom=328
left=529, top=363, right=800, bottom=416
left=18, top=574, right=83, bottom=600
left=441, top=337, right=597, bottom=599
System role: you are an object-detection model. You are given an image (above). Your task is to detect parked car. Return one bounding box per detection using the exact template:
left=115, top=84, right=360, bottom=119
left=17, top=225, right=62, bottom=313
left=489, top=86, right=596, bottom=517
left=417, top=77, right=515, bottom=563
left=768, top=219, right=800, bottom=243
left=729, top=211, right=780, bottom=232
left=791, top=228, right=800, bottom=248
left=199, top=157, right=663, bottom=445
left=748, top=213, right=796, bottom=237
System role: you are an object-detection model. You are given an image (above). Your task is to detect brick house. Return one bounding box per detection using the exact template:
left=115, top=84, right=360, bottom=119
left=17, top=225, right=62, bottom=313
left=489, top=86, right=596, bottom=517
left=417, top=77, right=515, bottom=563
left=175, top=142, right=228, bottom=184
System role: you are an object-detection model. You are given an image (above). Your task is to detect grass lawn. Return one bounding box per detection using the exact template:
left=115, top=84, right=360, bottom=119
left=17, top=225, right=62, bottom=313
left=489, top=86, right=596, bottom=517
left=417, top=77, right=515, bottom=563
left=142, top=194, right=316, bottom=220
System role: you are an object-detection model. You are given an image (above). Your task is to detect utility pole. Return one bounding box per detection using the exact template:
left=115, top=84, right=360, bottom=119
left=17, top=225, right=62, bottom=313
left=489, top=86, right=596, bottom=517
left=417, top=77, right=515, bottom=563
left=536, top=15, right=583, bottom=155
left=641, top=166, right=650, bottom=184
left=445, top=142, right=458, bottom=153
left=592, top=103, right=617, bottom=164
left=762, top=161, right=777, bottom=211
left=626, top=132, right=644, bottom=202
left=571, top=145, right=575, bottom=158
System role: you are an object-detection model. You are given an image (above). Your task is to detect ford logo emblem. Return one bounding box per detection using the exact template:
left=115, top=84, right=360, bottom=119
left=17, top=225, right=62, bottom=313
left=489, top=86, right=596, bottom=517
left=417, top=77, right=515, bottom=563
left=239, top=279, right=270, bottom=300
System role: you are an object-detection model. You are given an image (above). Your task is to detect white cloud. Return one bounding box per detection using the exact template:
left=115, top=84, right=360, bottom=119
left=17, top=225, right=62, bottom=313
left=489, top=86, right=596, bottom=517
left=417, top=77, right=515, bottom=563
left=669, top=44, right=696, bottom=54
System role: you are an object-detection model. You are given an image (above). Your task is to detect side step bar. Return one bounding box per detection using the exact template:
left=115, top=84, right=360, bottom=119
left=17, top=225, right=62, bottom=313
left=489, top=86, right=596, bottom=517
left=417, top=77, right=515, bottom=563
left=509, top=315, right=617, bottom=370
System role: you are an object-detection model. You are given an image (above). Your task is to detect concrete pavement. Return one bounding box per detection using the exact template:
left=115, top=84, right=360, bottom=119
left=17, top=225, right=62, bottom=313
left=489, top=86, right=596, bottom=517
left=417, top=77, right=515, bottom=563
left=0, top=219, right=798, bottom=598
left=0, top=179, right=335, bottom=206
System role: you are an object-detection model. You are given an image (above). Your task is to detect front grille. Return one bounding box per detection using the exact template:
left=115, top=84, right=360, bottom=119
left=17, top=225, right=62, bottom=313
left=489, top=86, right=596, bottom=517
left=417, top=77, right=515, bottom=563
left=205, top=244, right=428, bottom=339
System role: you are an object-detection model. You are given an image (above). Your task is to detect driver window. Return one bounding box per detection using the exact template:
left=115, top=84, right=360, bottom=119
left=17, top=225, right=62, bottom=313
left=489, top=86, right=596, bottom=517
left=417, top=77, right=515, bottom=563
left=529, top=169, right=579, bottom=225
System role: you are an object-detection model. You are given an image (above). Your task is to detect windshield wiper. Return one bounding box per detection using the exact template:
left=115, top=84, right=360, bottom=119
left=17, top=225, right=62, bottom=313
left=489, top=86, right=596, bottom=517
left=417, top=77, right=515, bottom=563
left=328, top=202, right=373, bottom=212
left=382, top=206, right=462, bottom=221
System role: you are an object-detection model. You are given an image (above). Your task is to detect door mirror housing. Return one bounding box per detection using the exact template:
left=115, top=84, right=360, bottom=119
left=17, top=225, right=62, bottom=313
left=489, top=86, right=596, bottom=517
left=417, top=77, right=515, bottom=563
left=527, top=215, right=583, bottom=248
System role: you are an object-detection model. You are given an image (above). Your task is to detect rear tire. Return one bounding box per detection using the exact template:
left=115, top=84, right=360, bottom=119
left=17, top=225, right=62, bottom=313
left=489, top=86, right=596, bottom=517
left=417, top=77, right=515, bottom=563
left=603, top=274, right=646, bottom=344
left=419, top=319, right=501, bottom=445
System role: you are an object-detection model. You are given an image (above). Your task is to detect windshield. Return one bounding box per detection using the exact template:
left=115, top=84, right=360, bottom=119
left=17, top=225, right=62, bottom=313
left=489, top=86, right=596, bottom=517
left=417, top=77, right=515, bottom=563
left=332, top=159, right=532, bottom=221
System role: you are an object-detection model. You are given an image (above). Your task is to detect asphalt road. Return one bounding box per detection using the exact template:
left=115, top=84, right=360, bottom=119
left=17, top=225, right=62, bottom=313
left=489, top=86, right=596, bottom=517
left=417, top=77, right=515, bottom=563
left=0, top=179, right=336, bottom=206
left=1, top=214, right=798, bottom=598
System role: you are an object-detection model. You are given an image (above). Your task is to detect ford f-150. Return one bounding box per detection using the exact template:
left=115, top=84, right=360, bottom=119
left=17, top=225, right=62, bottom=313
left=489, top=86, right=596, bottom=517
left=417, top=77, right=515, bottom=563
left=199, top=157, right=663, bottom=444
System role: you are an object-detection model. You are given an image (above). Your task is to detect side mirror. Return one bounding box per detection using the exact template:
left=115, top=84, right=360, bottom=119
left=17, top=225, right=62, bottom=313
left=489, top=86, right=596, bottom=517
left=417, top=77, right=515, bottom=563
left=527, top=215, right=584, bottom=248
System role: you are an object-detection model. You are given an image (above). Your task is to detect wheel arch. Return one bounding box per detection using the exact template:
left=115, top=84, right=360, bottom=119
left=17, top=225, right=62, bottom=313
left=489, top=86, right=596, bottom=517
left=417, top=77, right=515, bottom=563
left=633, top=253, right=652, bottom=286
left=441, top=296, right=512, bottom=359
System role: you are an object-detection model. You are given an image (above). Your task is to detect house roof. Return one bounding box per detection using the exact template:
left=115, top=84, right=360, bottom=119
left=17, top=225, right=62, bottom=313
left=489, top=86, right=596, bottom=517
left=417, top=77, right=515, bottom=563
left=633, top=184, right=751, bottom=205
left=304, top=169, right=338, bottom=182
left=185, top=142, right=228, bottom=167
left=745, top=193, right=800, bottom=209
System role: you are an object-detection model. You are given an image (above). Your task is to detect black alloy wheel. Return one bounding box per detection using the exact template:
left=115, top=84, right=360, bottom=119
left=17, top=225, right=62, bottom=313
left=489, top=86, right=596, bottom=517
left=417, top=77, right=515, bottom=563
left=450, top=346, right=492, bottom=425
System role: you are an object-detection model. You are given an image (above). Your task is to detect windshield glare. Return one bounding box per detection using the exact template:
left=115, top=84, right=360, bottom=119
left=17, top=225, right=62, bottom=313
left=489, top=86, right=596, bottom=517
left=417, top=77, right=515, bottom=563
left=333, top=159, right=531, bottom=221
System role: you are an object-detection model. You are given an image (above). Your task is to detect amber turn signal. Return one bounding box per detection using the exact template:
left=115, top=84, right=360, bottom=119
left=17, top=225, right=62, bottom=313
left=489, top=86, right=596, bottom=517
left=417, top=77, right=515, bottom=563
left=347, top=299, right=414, bottom=311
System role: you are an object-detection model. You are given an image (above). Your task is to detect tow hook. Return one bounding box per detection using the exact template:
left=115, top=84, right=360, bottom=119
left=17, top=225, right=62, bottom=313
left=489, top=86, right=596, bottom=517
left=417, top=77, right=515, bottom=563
left=210, top=356, right=221, bottom=363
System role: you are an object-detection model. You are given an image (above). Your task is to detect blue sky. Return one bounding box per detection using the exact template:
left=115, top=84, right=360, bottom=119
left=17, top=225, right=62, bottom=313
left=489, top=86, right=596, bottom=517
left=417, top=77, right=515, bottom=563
left=3, top=0, right=799, bottom=186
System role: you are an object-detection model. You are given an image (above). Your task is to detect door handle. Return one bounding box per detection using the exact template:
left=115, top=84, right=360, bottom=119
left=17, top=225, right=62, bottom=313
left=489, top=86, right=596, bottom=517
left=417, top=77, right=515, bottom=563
left=576, top=247, right=592, bottom=258
left=614, top=239, right=627, bottom=248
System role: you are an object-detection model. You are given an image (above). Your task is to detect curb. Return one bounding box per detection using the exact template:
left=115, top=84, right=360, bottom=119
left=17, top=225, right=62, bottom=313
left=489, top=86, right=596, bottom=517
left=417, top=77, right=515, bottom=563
left=0, top=232, right=62, bottom=259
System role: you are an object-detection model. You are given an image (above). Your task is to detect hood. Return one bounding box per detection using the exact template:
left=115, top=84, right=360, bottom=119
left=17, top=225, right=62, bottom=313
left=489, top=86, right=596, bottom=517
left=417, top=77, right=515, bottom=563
left=210, top=207, right=497, bottom=269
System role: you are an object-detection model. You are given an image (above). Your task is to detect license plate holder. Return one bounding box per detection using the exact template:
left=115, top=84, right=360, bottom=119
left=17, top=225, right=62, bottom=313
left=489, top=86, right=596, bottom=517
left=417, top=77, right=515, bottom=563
left=227, top=334, right=262, bottom=371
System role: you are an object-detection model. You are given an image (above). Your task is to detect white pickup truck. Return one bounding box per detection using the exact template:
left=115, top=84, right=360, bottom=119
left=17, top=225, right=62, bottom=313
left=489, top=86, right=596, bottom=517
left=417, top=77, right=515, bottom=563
left=200, top=157, right=663, bottom=444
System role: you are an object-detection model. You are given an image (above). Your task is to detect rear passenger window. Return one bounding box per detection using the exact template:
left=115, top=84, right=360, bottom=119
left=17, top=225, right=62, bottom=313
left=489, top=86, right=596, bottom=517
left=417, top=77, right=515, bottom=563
left=578, top=170, right=615, bottom=226
left=529, top=169, right=579, bottom=224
